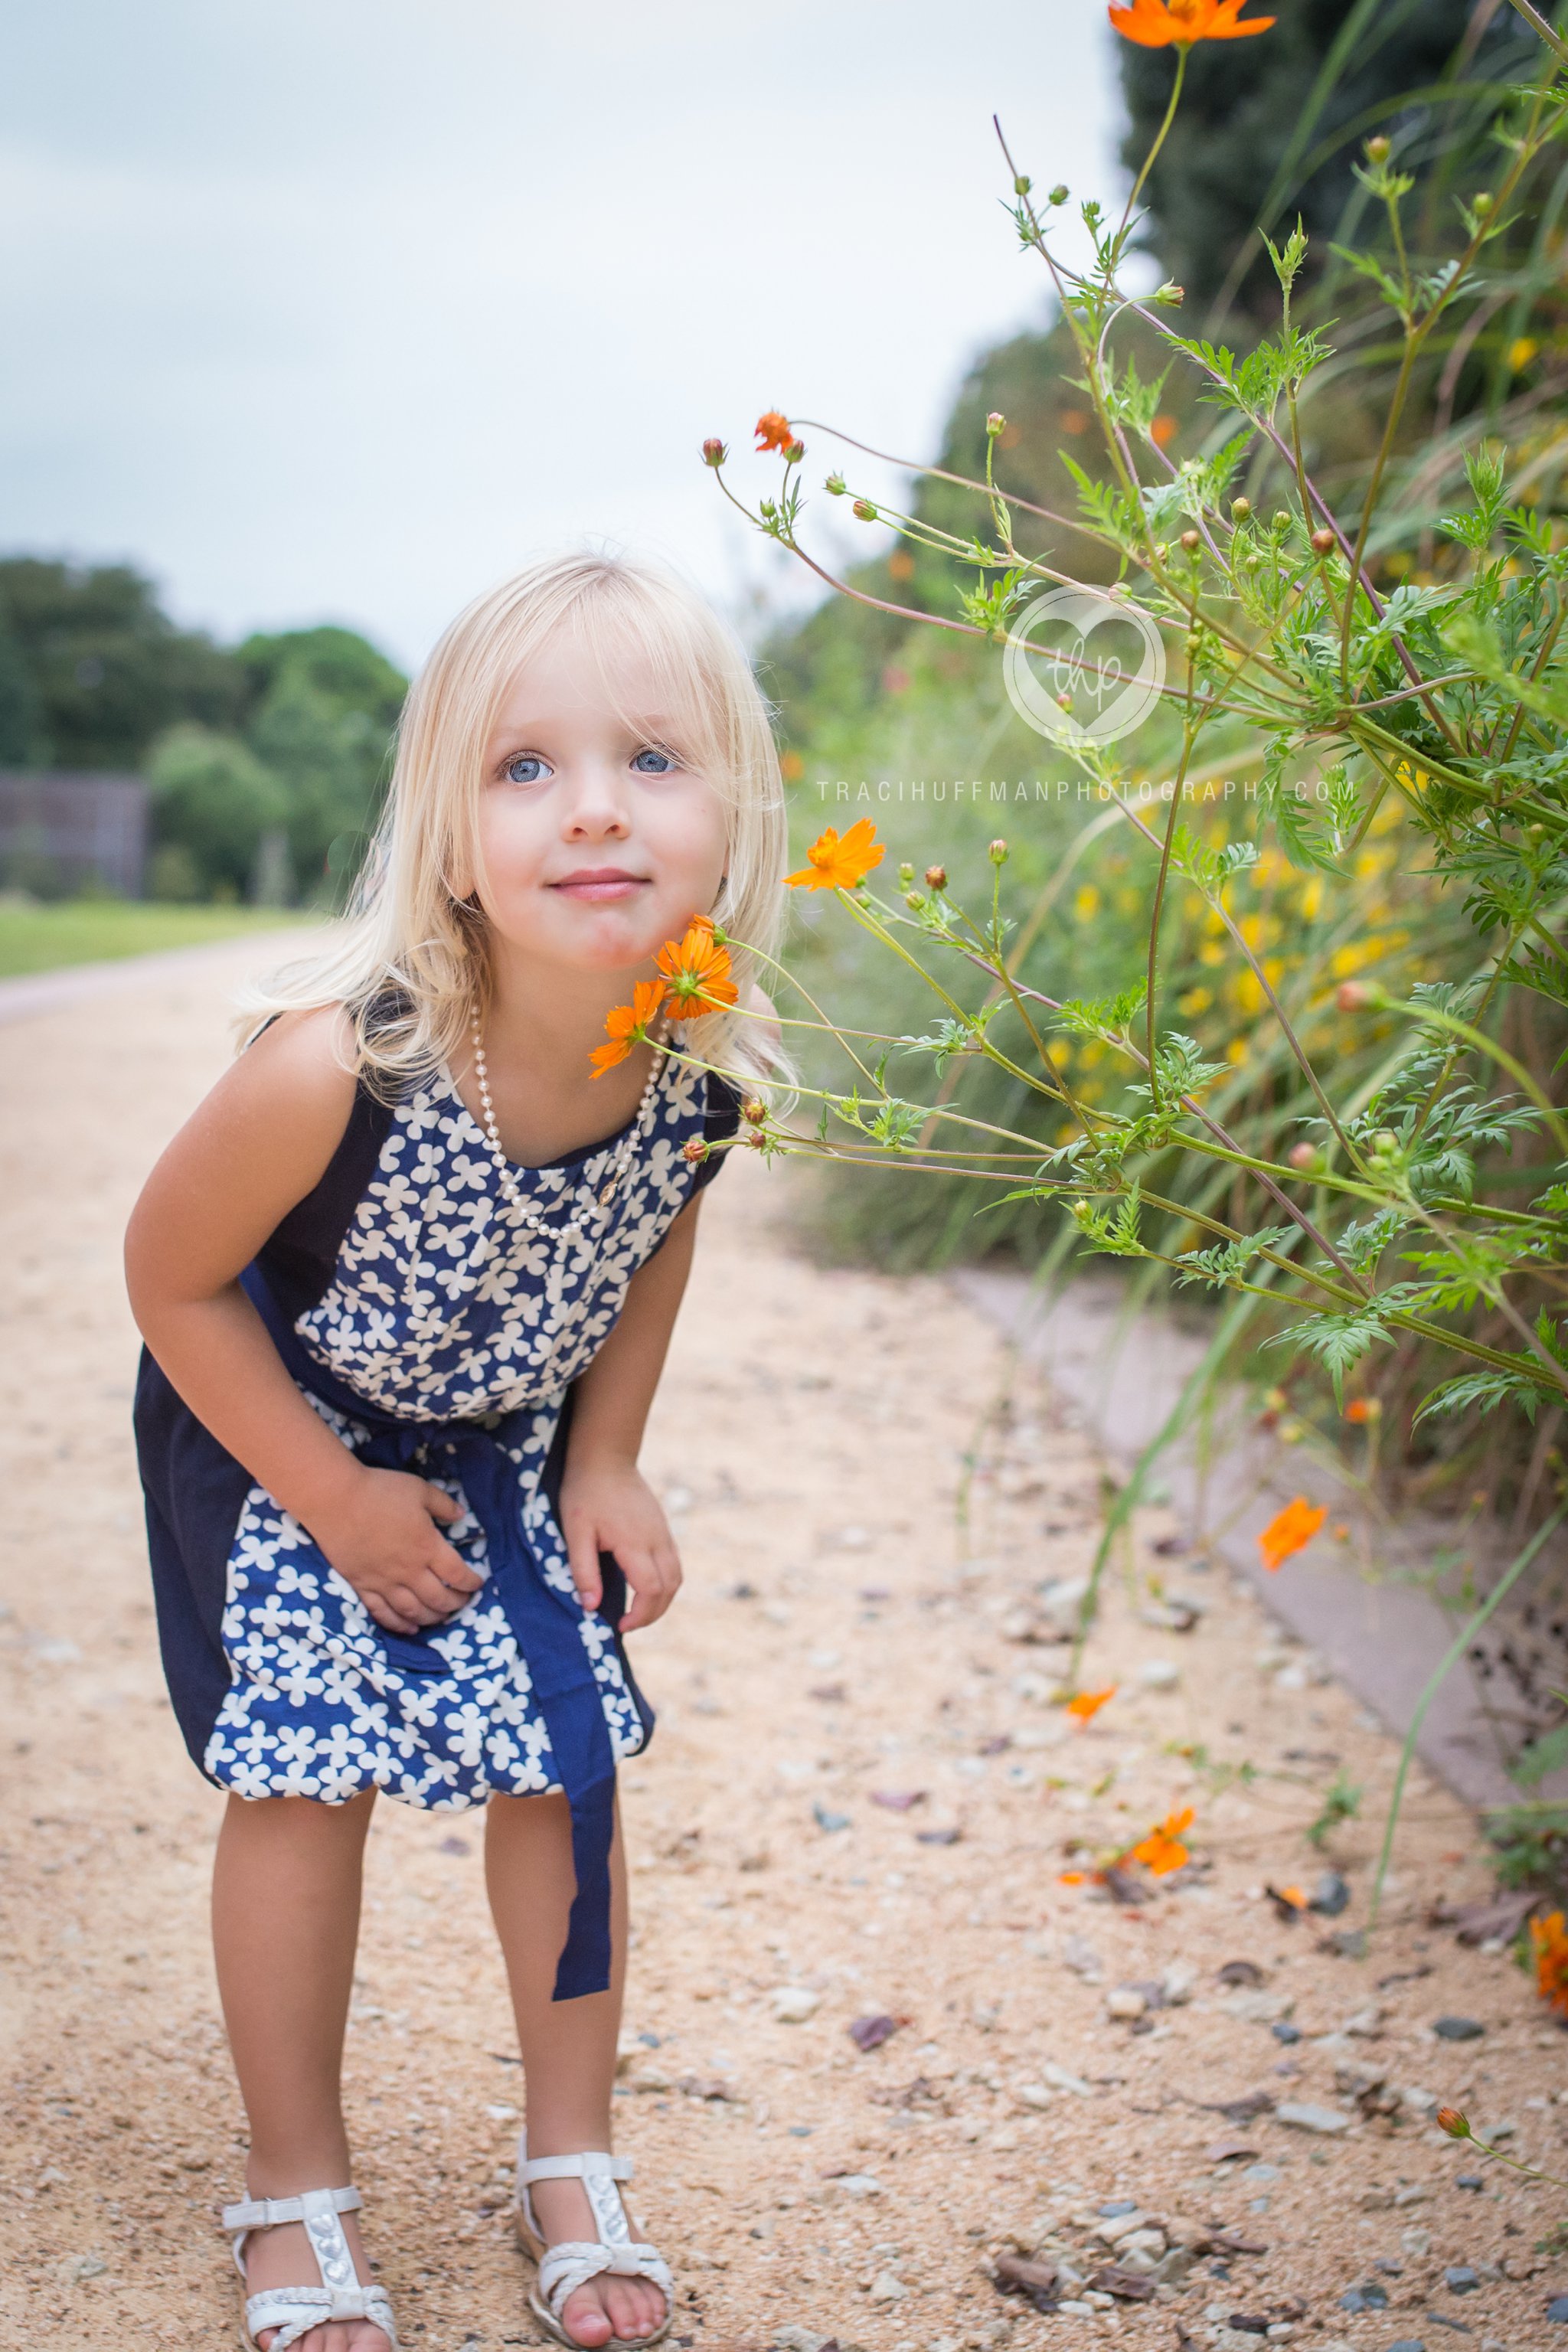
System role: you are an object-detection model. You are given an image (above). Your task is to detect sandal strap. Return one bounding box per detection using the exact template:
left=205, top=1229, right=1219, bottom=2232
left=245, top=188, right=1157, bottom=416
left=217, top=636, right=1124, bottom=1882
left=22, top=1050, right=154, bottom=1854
left=223, top=2186, right=363, bottom=2233
left=521, top=2151, right=633, bottom=2187
left=538, top=2239, right=671, bottom=2317
left=243, top=2282, right=398, bottom=2352
left=224, top=2182, right=396, bottom=2345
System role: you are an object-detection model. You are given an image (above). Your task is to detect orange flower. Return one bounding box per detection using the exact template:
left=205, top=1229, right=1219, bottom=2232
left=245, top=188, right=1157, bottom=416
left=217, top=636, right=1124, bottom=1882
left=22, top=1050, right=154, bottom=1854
left=755, top=410, right=794, bottom=452
left=1436, top=2105, right=1472, bottom=2140
left=1058, top=1870, right=1089, bottom=1886
left=1067, top=1686, right=1116, bottom=1726
left=1130, top=1806, right=1194, bottom=1875
left=1109, top=0, right=1275, bottom=45
left=786, top=818, right=886, bottom=892
left=590, top=978, right=667, bottom=1076
left=1258, top=1495, right=1327, bottom=1572
left=1531, top=1910, right=1568, bottom=2015
left=1270, top=1883, right=1309, bottom=1911
left=1344, top=1397, right=1382, bottom=1424
left=655, top=920, right=738, bottom=1023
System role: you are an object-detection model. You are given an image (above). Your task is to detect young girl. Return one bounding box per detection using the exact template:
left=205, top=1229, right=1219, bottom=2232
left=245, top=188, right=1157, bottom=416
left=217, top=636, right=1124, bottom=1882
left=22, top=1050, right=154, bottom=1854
left=124, top=552, right=786, bottom=2352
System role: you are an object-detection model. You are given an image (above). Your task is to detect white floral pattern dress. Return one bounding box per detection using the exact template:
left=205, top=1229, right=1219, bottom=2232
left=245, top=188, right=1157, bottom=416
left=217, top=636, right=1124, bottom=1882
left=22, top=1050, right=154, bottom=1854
left=135, top=1044, right=738, bottom=1997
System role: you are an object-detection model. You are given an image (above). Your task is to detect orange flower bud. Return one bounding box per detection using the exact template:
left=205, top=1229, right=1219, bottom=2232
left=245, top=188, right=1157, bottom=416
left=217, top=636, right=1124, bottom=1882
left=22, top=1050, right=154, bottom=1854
left=741, top=1097, right=767, bottom=1125
left=1287, top=1141, right=1318, bottom=1171
left=1311, top=528, right=1337, bottom=555
left=924, top=864, right=947, bottom=890
left=1231, top=497, right=1252, bottom=521
left=701, top=437, right=727, bottom=468
left=1336, top=980, right=1371, bottom=1011
left=986, top=412, right=1006, bottom=437
left=988, top=838, right=1009, bottom=864
left=853, top=499, right=879, bottom=521
left=681, top=1137, right=710, bottom=1165
left=1180, top=529, right=1201, bottom=552
left=1436, top=2106, right=1471, bottom=2139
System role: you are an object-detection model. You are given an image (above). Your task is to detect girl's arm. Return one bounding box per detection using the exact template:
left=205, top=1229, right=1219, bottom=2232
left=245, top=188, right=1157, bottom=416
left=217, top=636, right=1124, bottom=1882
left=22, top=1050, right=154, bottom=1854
left=124, top=1008, right=481, bottom=1635
left=558, top=1189, right=704, bottom=1632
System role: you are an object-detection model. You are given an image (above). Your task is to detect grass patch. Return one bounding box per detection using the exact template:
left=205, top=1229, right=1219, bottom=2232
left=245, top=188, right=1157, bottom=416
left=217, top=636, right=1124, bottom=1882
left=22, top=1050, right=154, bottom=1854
left=0, top=899, right=309, bottom=981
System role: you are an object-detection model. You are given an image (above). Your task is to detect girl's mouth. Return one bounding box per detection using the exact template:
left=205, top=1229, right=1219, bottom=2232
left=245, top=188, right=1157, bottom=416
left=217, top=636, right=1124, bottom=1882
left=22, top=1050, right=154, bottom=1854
left=550, top=868, right=649, bottom=903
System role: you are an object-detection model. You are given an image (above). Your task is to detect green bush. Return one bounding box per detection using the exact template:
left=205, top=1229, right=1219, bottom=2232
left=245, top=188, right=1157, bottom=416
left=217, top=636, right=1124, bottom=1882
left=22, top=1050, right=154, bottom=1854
left=146, top=725, right=288, bottom=903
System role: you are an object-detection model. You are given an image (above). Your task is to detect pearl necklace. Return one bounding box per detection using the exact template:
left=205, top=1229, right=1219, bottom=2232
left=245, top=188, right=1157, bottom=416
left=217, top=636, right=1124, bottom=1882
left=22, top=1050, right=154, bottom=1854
left=468, top=1012, right=667, bottom=1242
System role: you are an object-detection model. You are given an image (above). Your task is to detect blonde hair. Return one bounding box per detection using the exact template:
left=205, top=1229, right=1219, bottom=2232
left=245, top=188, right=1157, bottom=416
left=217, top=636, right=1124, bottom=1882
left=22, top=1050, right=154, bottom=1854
left=242, top=550, right=790, bottom=1094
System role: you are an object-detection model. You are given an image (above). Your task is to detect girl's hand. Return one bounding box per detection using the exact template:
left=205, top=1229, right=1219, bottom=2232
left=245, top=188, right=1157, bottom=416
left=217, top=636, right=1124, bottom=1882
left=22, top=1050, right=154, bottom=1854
left=559, top=1456, right=682, bottom=1633
left=309, top=1467, right=482, bottom=1635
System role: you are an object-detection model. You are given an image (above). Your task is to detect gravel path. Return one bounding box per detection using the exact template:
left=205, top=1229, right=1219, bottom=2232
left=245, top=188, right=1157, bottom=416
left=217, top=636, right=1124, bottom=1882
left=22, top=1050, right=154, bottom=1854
left=2, top=944, right=1564, bottom=2352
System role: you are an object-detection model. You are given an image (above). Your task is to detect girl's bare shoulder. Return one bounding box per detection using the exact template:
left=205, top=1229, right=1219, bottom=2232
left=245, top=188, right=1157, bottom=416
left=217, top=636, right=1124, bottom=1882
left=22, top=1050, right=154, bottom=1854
left=128, top=1006, right=366, bottom=1285
left=234, top=1002, right=361, bottom=1108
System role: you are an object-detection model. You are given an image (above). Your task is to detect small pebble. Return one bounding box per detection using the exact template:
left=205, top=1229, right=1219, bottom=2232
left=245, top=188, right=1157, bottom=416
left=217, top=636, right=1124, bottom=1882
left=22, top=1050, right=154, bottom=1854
left=1455, top=2173, right=1485, bottom=2191
left=1434, top=2016, right=1486, bottom=2041
left=1276, top=2101, right=1351, bottom=2135
left=771, top=1986, right=820, bottom=2023
left=1272, top=2020, right=1302, bottom=2044
left=1549, top=2290, right=1568, bottom=2321
left=1446, top=2266, right=1480, bottom=2294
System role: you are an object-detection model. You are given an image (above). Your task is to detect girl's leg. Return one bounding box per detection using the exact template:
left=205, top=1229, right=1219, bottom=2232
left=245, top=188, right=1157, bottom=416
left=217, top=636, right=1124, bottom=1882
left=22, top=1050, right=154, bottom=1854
left=486, top=1792, right=665, bottom=2349
left=212, top=1788, right=390, bottom=2352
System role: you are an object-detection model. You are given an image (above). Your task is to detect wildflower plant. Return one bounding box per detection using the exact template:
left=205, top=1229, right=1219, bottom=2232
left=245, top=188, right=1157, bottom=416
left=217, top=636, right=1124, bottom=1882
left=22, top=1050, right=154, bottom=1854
left=695, top=5, right=1568, bottom=1452
left=596, top=4, right=1568, bottom=1898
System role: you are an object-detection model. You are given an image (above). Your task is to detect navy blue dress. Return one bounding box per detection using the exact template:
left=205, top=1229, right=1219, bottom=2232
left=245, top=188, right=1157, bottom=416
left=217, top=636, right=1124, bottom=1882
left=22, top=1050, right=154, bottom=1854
left=134, top=1041, right=740, bottom=1996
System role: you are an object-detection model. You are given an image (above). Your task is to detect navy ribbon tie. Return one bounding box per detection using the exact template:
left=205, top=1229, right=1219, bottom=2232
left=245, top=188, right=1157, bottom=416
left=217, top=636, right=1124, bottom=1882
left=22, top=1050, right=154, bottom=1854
left=240, top=1263, right=617, bottom=2001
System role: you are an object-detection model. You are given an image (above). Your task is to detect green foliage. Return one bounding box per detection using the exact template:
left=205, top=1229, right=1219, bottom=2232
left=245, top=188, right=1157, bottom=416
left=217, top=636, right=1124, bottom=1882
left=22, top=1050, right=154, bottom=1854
left=145, top=726, right=288, bottom=903
left=1116, top=0, right=1535, bottom=317
left=0, top=558, right=409, bottom=905
left=1512, top=1721, right=1568, bottom=1789
left=1484, top=1802, right=1568, bottom=1896
left=1306, top=1770, right=1363, bottom=1848
left=0, top=557, right=245, bottom=769
left=701, top=2, right=1568, bottom=1559
left=240, top=628, right=403, bottom=896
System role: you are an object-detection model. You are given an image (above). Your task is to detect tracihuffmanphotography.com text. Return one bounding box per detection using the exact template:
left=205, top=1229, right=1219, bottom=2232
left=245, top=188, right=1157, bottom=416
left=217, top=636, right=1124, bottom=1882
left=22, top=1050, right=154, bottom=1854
left=814, top=776, right=1344, bottom=808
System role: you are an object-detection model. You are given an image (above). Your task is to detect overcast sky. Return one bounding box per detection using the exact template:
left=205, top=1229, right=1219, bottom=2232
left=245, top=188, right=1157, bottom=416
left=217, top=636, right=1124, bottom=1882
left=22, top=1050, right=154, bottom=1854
left=1, top=2, right=1125, bottom=669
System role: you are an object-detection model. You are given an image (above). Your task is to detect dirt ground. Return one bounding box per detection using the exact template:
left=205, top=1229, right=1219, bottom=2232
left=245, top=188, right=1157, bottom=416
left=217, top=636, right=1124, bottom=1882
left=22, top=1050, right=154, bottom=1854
left=2, top=942, right=1566, bottom=2352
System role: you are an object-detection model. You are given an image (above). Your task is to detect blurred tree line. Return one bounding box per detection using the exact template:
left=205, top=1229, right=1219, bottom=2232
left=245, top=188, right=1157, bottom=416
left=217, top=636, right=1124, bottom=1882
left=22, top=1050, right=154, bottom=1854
left=0, top=557, right=407, bottom=903
left=766, top=0, right=1548, bottom=729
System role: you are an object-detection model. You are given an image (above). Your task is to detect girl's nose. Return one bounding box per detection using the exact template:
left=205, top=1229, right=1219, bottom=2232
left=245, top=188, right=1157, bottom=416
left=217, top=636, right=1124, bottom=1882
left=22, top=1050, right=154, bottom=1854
left=561, top=763, right=632, bottom=838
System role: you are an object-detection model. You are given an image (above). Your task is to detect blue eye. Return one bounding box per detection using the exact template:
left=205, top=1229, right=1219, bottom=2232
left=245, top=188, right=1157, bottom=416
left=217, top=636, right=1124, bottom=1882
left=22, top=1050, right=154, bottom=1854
left=632, top=746, right=677, bottom=774
left=505, top=753, right=550, bottom=785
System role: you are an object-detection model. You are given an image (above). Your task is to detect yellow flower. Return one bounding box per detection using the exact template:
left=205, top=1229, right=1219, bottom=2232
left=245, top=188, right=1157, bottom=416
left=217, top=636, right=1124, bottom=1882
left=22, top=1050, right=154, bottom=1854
left=786, top=818, right=885, bottom=893
left=1258, top=1496, right=1328, bottom=1572
left=1130, top=1807, right=1195, bottom=1875
left=655, top=921, right=739, bottom=1021
left=590, top=978, right=668, bottom=1076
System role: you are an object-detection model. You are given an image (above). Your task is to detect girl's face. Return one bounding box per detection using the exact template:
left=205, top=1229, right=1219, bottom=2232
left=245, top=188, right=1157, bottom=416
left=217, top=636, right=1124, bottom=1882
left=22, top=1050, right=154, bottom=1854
left=469, top=623, right=730, bottom=981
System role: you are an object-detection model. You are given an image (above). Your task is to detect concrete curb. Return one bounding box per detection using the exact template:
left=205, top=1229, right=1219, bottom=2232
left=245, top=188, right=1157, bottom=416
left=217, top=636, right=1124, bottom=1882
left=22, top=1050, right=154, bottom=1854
left=952, top=1264, right=1567, bottom=1814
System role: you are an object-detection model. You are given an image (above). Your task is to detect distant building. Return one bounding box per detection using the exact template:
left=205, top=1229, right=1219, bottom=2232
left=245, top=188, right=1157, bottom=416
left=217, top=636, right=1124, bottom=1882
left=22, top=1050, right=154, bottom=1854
left=0, top=770, right=149, bottom=897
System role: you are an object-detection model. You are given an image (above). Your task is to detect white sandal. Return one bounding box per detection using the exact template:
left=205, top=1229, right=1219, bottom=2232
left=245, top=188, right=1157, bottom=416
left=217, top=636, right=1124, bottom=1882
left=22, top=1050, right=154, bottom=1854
left=514, top=2139, right=674, bottom=2350
left=221, top=2185, right=399, bottom=2350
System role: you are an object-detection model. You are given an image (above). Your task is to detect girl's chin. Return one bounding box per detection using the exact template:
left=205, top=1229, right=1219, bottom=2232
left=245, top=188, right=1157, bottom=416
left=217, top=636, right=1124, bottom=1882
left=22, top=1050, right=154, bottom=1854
left=487, top=910, right=684, bottom=972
